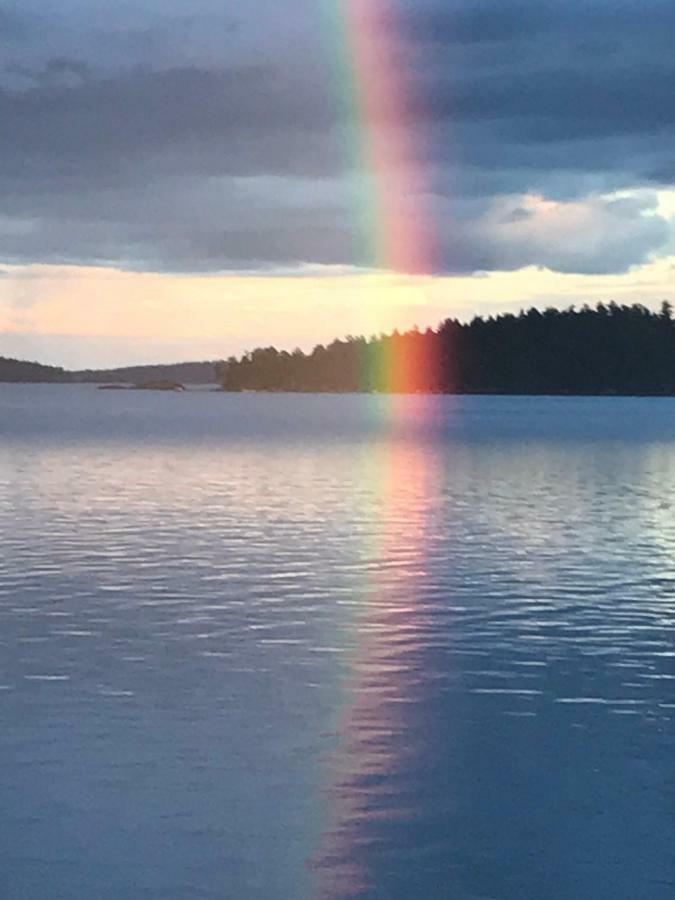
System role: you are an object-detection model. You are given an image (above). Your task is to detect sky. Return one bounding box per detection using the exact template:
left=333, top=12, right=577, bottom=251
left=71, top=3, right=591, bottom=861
left=1, top=0, right=675, bottom=367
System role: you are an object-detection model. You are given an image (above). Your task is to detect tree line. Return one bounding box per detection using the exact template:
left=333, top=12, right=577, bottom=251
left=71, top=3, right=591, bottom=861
left=0, top=356, right=67, bottom=383
left=217, top=302, right=675, bottom=395
left=4, top=302, right=675, bottom=393
left=0, top=358, right=215, bottom=384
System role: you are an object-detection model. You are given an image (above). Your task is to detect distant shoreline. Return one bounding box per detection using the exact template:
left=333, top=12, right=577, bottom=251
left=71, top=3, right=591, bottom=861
left=5, top=382, right=675, bottom=400
left=5, top=301, right=675, bottom=396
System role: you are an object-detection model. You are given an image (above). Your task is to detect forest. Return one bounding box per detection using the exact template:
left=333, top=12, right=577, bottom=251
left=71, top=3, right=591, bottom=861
left=218, top=302, right=675, bottom=395
left=0, top=356, right=67, bottom=383
left=0, top=358, right=215, bottom=385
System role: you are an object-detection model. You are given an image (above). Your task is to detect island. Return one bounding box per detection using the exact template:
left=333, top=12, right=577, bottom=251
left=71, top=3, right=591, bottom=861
left=133, top=380, right=186, bottom=392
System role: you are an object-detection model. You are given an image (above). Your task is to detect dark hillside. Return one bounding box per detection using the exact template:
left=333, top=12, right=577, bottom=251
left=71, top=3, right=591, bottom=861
left=72, top=361, right=218, bottom=385
left=0, top=357, right=67, bottom=383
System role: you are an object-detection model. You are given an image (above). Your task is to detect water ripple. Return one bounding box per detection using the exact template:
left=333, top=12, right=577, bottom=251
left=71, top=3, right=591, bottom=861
left=1, top=389, right=674, bottom=899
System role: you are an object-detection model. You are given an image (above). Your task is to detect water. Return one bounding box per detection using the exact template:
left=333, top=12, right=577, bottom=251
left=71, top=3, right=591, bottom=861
left=1, top=386, right=674, bottom=899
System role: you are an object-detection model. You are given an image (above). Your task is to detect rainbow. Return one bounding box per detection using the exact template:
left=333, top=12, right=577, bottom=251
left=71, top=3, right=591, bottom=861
left=342, top=0, right=437, bottom=276
left=312, top=3, right=446, bottom=893
left=323, top=0, right=444, bottom=395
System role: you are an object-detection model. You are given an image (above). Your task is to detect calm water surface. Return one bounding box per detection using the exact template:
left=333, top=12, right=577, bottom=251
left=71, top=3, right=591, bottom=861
left=1, top=386, right=674, bottom=899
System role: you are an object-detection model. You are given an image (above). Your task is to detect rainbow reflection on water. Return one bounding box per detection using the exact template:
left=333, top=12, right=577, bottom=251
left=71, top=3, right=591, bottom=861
left=313, top=430, right=442, bottom=895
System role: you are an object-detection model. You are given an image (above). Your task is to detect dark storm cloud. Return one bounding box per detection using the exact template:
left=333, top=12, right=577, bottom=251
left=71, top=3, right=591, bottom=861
left=400, top=0, right=675, bottom=47
left=0, top=64, right=336, bottom=177
left=0, top=5, right=30, bottom=40
left=0, top=0, right=673, bottom=274
left=6, top=57, right=92, bottom=87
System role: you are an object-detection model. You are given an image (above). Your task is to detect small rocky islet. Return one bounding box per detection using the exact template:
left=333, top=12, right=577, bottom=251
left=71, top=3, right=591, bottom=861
left=98, top=379, right=186, bottom=392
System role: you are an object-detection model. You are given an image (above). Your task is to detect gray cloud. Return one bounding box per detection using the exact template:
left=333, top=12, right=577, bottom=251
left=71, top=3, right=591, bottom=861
left=0, top=0, right=673, bottom=275
left=0, top=4, right=30, bottom=40
left=0, top=63, right=337, bottom=180
left=400, top=0, right=675, bottom=47
left=5, top=57, right=92, bottom=88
